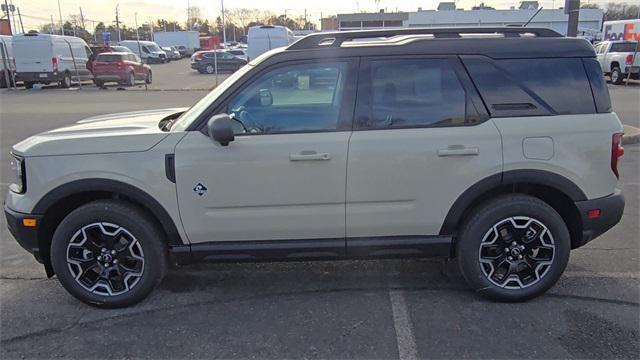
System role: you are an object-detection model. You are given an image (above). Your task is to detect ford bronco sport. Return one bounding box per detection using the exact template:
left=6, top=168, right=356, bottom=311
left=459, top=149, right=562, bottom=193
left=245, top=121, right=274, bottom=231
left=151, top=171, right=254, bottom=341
left=5, top=28, right=625, bottom=307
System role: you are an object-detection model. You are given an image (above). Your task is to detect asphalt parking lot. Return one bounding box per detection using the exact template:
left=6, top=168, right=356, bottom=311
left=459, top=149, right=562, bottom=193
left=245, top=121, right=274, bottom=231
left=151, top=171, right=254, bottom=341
left=0, top=63, right=638, bottom=359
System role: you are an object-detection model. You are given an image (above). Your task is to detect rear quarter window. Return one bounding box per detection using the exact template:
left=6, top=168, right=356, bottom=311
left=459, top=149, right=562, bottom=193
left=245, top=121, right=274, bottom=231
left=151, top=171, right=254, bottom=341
left=462, top=56, right=596, bottom=117
left=610, top=42, right=638, bottom=52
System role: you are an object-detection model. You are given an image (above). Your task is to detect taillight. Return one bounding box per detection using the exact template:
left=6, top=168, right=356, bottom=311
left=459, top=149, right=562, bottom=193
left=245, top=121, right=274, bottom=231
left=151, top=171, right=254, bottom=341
left=51, top=57, right=58, bottom=72
left=626, top=54, right=634, bottom=65
left=611, top=133, right=624, bottom=179
left=116, top=60, right=125, bottom=68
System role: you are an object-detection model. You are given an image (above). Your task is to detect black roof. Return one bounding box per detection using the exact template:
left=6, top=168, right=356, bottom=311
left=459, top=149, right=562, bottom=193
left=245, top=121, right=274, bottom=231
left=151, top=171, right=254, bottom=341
left=284, top=27, right=595, bottom=59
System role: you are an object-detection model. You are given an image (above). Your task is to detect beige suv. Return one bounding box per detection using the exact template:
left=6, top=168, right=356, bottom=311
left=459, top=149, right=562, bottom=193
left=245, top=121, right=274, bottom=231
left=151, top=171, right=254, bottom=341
left=5, top=28, right=625, bottom=307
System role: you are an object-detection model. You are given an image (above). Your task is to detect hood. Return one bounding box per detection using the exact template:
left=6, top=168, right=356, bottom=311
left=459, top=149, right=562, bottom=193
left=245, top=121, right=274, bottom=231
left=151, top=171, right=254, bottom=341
left=13, top=108, right=188, bottom=157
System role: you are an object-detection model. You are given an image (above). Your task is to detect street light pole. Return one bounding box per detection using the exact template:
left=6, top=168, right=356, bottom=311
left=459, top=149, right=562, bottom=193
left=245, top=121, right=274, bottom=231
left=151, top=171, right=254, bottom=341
left=221, top=0, right=226, bottom=46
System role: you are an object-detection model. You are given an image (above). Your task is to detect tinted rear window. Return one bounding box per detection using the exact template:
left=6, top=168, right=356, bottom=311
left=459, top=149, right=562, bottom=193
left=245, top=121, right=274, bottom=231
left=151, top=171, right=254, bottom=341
left=462, top=56, right=596, bottom=117
left=96, top=54, right=124, bottom=62
left=610, top=42, right=638, bottom=52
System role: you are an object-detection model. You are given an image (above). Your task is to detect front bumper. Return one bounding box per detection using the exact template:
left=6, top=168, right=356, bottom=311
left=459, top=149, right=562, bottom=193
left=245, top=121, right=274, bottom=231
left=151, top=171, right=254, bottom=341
left=4, top=205, right=44, bottom=263
left=574, top=189, right=625, bottom=248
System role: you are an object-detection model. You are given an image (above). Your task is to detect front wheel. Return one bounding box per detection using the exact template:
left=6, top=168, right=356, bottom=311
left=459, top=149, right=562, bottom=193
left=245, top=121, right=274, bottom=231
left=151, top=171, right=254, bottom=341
left=457, top=194, right=570, bottom=302
left=50, top=200, right=167, bottom=308
left=126, top=72, right=135, bottom=86
left=145, top=71, right=152, bottom=84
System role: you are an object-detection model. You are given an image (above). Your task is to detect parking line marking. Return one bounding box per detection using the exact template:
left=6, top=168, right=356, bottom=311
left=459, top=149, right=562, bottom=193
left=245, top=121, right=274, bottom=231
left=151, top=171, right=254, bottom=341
left=389, top=289, right=418, bottom=360
left=564, top=271, right=640, bottom=279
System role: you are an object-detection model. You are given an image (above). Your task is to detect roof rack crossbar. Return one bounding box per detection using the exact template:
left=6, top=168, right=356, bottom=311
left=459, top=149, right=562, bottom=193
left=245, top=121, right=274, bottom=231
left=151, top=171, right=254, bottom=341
left=287, top=27, right=562, bottom=50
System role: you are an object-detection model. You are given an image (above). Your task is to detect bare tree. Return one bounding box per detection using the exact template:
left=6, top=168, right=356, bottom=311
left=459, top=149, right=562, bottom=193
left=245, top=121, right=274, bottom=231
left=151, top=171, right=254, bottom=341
left=226, top=8, right=264, bottom=34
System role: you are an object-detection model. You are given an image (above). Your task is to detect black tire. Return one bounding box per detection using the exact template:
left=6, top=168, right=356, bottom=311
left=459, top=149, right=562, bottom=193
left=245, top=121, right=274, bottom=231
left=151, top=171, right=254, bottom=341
left=50, top=200, right=167, bottom=308
left=457, top=194, right=570, bottom=302
left=611, top=66, right=624, bottom=85
left=145, top=70, right=152, bottom=84
left=126, top=71, right=135, bottom=86
left=94, top=79, right=104, bottom=88
left=24, top=81, right=34, bottom=89
left=59, top=72, right=72, bottom=88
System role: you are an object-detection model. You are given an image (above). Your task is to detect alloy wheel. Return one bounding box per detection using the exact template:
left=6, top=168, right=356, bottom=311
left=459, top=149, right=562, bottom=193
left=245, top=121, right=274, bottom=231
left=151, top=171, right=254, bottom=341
left=478, top=216, right=555, bottom=289
left=66, top=222, right=145, bottom=296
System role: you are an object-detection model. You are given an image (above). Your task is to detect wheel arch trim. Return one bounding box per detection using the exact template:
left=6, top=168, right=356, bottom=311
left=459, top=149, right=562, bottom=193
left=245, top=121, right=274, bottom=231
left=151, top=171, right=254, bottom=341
left=33, top=178, right=185, bottom=246
left=439, top=169, right=587, bottom=236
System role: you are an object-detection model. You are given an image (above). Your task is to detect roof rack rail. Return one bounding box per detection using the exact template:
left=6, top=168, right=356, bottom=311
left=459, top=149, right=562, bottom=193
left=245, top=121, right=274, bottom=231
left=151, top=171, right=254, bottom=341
left=287, top=27, right=562, bottom=50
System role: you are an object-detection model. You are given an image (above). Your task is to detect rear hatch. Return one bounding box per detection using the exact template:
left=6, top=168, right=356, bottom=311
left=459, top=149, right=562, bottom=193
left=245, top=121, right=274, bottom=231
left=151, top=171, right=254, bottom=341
left=14, top=37, right=53, bottom=73
left=93, top=54, right=126, bottom=74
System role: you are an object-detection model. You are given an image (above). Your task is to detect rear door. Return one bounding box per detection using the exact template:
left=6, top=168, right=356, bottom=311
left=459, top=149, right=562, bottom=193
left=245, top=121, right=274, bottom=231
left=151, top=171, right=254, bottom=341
left=346, top=56, right=502, bottom=238
left=14, top=37, right=52, bottom=73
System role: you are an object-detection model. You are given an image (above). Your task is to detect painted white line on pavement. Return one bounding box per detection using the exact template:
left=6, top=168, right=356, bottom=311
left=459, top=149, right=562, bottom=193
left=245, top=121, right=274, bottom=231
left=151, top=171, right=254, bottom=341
left=564, top=271, right=640, bottom=279
left=389, top=289, right=418, bottom=360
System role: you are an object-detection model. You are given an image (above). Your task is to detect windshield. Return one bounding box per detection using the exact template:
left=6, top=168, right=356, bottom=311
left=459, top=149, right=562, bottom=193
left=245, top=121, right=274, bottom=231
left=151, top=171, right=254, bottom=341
left=171, top=64, right=255, bottom=132
left=149, top=44, right=162, bottom=52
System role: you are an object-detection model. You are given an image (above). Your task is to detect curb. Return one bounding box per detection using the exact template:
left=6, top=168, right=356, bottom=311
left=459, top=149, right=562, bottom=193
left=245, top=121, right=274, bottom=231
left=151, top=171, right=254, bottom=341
left=623, top=125, right=640, bottom=145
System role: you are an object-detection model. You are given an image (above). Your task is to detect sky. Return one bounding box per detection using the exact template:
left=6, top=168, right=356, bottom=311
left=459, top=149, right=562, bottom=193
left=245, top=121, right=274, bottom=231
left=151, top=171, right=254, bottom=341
left=7, top=0, right=639, bottom=33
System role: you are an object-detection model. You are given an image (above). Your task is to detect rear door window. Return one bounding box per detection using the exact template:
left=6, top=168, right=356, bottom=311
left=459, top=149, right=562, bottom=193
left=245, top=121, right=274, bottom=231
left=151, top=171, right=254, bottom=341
left=355, top=58, right=468, bottom=129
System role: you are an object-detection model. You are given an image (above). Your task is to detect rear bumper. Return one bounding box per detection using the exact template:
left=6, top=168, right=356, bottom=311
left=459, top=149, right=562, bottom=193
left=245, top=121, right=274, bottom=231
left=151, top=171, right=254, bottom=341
left=574, top=189, right=625, bottom=248
left=94, top=73, right=127, bottom=82
left=16, top=72, right=62, bottom=83
left=4, top=205, right=44, bottom=263
left=624, top=66, right=639, bottom=74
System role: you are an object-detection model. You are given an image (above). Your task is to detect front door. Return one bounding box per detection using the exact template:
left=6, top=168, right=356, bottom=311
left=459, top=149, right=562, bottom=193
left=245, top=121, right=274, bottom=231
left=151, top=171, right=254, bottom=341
left=174, top=60, right=357, bottom=244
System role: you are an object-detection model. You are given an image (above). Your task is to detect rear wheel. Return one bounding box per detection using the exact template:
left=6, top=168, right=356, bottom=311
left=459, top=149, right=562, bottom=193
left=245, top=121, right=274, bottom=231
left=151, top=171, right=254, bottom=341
left=457, top=194, right=570, bottom=302
left=94, top=79, right=104, bottom=88
left=24, top=81, right=34, bottom=89
left=50, top=200, right=167, bottom=308
left=59, top=72, right=72, bottom=88
left=611, top=66, right=624, bottom=85
left=205, top=64, right=215, bottom=74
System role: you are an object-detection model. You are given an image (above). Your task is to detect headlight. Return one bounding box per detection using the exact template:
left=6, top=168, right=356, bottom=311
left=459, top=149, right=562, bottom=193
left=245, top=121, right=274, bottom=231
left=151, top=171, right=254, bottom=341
left=9, top=154, right=25, bottom=194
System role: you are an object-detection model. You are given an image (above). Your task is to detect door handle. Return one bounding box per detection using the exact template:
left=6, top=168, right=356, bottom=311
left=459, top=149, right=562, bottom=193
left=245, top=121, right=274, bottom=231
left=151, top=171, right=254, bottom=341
left=437, top=146, right=479, bottom=157
left=289, top=151, right=331, bottom=161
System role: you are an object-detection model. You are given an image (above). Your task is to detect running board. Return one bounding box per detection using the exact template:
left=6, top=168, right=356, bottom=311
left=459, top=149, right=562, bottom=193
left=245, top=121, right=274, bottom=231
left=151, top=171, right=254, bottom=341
left=170, top=236, right=452, bottom=265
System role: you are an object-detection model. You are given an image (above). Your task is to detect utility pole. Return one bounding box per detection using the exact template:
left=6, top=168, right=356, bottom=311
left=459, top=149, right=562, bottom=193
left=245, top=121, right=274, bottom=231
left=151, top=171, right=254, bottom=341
left=50, top=15, right=55, bottom=34
left=115, top=4, right=121, bottom=42
left=221, top=0, right=227, bottom=46
left=2, top=0, right=11, bottom=35
left=565, top=0, right=580, bottom=37
left=79, top=7, right=85, bottom=31
left=17, top=7, right=24, bottom=33
left=186, top=0, right=190, bottom=30
left=58, top=0, right=64, bottom=35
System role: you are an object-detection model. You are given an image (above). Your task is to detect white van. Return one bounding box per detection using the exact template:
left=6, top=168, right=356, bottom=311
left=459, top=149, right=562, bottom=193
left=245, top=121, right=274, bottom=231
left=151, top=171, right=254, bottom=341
left=0, top=34, right=15, bottom=87
left=247, top=25, right=295, bottom=61
left=13, top=33, right=93, bottom=89
left=119, top=40, right=167, bottom=64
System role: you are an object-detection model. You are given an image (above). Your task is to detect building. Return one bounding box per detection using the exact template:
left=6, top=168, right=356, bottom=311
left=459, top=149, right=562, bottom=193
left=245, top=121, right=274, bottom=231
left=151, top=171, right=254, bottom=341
left=437, top=2, right=457, bottom=11
left=321, top=17, right=338, bottom=31
left=337, top=11, right=408, bottom=31
left=337, top=8, right=603, bottom=36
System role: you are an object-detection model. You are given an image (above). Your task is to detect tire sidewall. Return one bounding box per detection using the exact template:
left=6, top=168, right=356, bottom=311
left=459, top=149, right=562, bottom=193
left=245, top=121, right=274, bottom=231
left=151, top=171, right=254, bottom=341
left=50, top=202, right=166, bottom=308
left=457, top=196, right=570, bottom=302
left=611, top=67, right=623, bottom=85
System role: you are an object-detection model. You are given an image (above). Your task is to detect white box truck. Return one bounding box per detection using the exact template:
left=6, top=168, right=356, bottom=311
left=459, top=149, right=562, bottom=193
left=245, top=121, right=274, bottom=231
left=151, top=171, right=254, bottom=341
left=153, top=31, right=199, bottom=57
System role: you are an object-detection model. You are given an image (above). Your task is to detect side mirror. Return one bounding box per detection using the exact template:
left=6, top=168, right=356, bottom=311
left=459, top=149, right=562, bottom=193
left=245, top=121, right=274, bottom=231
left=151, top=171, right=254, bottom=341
left=207, top=114, right=235, bottom=146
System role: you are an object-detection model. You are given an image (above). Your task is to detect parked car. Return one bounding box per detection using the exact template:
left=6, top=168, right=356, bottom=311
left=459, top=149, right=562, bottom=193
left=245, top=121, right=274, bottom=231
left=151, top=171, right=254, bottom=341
left=119, top=40, right=167, bottom=64
left=190, top=50, right=247, bottom=74
left=227, top=48, right=247, bottom=61
left=92, top=52, right=152, bottom=87
left=176, top=45, right=189, bottom=57
left=13, top=33, right=93, bottom=89
left=161, top=46, right=181, bottom=61
left=0, top=34, right=15, bottom=88
left=594, top=40, right=639, bottom=84
left=88, top=45, right=133, bottom=72
left=4, top=27, right=625, bottom=308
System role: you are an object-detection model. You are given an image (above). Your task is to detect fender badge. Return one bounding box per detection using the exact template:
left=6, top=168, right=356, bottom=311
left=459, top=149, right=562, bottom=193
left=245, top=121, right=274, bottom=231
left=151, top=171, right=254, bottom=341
left=193, top=183, right=208, bottom=196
